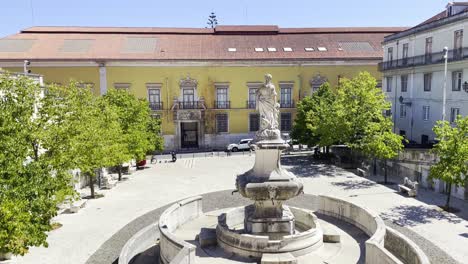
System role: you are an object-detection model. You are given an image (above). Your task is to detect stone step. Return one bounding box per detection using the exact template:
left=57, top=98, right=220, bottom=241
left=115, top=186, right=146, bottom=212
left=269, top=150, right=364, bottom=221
left=321, top=222, right=341, bottom=243
left=261, top=253, right=297, bottom=264
left=198, top=227, right=217, bottom=248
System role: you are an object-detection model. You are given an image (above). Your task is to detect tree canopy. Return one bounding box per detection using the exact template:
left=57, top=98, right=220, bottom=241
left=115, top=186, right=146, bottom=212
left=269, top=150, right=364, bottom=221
left=430, top=116, right=468, bottom=209
left=0, top=74, right=75, bottom=255
left=0, top=73, right=164, bottom=255
left=291, top=72, right=403, bottom=160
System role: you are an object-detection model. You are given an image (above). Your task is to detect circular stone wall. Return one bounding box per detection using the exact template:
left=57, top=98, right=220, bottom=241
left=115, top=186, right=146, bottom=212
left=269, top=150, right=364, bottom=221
left=216, top=206, right=324, bottom=259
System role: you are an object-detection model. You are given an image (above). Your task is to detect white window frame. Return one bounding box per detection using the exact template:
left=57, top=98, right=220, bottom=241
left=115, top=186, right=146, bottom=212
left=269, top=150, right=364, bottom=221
left=450, top=108, right=460, bottom=123
left=423, top=106, right=430, bottom=121
left=386, top=76, right=393, bottom=92
left=401, top=75, right=408, bottom=92
left=423, top=73, right=432, bottom=92
left=280, top=112, right=292, bottom=131
left=249, top=113, right=260, bottom=132
left=215, top=113, right=229, bottom=133
left=452, top=71, right=463, bottom=91
left=400, top=104, right=407, bottom=118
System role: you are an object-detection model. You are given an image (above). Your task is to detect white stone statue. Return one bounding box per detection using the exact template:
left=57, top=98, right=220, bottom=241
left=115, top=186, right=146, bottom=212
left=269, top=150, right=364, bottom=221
left=256, top=74, right=281, bottom=140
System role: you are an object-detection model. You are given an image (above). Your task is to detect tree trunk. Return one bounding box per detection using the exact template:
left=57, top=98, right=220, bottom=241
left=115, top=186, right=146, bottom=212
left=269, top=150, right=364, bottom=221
left=445, top=182, right=452, bottom=210
left=118, top=165, right=122, bottom=181
left=373, top=158, right=377, bottom=176
left=384, top=160, right=388, bottom=184
left=89, top=174, right=95, bottom=199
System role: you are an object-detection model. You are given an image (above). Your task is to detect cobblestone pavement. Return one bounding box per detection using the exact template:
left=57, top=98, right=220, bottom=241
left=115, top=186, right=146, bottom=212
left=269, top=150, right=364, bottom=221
left=5, top=154, right=468, bottom=264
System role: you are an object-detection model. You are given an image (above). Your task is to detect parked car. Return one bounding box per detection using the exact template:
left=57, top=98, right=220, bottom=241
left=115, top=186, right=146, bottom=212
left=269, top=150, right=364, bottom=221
left=227, top=138, right=253, bottom=152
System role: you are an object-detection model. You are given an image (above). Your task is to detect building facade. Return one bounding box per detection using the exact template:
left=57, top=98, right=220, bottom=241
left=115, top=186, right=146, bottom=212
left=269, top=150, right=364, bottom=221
left=0, top=25, right=403, bottom=150
left=380, top=3, right=468, bottom=144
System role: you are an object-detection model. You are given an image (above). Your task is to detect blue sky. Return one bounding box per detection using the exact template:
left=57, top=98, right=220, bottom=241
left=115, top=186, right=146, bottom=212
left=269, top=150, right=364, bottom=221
left=0, top=0, right=450, bottom=37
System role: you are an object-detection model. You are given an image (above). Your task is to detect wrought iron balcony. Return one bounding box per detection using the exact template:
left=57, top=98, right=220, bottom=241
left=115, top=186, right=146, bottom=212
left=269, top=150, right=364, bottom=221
left=149, top=102, right=163, bottom=110
left=214, top=100, right=230, bottom=109
left=246, top=100, right=256, bottom=109
left=280, top=100, right=295, bottom=108
left=379, top=47, right=468, bottom=71
left=178, top=101, right=203, bottom=109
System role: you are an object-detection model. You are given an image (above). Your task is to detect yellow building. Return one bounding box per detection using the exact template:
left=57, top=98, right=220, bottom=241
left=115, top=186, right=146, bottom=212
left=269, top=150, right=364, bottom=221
left=0, top=25, right=404, bottom=150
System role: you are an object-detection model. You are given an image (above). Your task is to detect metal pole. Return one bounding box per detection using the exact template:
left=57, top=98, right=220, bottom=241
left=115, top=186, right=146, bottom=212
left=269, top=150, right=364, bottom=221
left=442, top=47, right=449, bottom=122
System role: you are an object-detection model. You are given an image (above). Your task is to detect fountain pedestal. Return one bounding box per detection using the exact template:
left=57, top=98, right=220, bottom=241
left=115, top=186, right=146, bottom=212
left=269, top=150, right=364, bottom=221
left=236, top=140, right=303, bottom=238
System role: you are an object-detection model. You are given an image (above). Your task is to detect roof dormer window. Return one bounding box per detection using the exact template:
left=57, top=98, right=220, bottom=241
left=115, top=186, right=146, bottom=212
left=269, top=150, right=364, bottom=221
left=304, top=47, right=314, bottom=52
left=267, top=47, right=277, bottom=52
left=228, top=48, right=236, bottom=52
left=254, top=47, right=264, bottom=52
left=283, top=47, right=293, bottom=52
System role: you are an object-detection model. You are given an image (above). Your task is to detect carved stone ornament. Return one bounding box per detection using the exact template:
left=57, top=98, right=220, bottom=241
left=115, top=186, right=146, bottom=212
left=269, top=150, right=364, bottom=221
left=179, top=75, right=198, bottom=87
left=310, top=74, right=328, bottom=89
left=177, top=110, right=201, bottom=121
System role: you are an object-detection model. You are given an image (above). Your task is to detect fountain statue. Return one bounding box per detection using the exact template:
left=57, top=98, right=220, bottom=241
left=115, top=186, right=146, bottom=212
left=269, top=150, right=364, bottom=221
left=235, top=74, right=303, bottom=237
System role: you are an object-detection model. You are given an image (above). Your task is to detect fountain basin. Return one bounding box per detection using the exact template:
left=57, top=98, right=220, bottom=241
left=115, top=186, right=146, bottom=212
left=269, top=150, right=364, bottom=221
left=216, top=206, right=324, bottom=260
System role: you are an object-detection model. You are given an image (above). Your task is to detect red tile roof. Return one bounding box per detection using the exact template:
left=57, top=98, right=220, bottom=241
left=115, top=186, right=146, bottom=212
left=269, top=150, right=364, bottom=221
left=0, top=26, right=407, bottom=62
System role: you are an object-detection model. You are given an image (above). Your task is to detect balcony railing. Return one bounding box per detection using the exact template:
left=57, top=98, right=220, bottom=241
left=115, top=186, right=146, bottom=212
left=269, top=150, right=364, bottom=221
left=178, top=101, right=203, bottom=109
left=149, top=102, right=163, bottom=110
left=246, top=100, right=256, bottom=109
left=379, top=47, right=468, bottom=71
left=214, top=100, right=230, bottom=109
left=280, top=100, right=295, bottom=108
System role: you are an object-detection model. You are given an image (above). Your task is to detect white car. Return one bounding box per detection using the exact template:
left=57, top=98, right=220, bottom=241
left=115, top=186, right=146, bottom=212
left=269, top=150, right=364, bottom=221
left=227, top=138, right=253, bottom=152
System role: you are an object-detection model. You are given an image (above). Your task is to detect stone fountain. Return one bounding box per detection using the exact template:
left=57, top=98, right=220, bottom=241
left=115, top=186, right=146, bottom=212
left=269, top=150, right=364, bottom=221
left=216, top=74, right=323, bottom=260
left=120, top=74, right=430, bottom=264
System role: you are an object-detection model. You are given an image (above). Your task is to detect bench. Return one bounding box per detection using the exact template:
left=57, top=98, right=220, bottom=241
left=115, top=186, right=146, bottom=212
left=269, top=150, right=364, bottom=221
left=356, top=168, right=369, bottom=178
left=68, top=199, right=87, bottom=214
left=398, top=177, right=418, bottom=197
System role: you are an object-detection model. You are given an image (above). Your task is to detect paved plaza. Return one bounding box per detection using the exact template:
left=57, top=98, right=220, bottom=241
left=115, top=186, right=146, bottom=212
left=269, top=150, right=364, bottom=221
left=5, top=154, right=468, bottom=264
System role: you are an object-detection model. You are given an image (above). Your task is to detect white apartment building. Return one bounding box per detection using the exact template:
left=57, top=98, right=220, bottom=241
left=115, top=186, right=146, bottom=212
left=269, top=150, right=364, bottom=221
left=381, top=2, right=468, bottom=144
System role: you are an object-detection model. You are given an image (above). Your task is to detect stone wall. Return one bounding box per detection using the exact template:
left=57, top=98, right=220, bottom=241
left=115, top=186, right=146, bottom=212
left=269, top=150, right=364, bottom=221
left=313, top=195, right=429, bottom=264
left=158, top=196, right=202, bottom=264
left=384, top=227, right=430, bottom=264
left=118, top=223, right=159, bottom=264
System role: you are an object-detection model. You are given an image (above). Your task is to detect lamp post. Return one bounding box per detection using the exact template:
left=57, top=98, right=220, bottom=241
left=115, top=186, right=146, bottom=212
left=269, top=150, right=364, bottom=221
left=442, top=47, right=449, bottom=122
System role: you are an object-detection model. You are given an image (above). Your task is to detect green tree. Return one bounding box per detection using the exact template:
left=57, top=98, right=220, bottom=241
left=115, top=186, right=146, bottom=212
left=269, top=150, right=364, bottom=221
left=207, top=12, right=218, bottom=28
left=430, top=116, right=468, bottom=210
left=0, top=73, right=75, bottom=255
left=292, top=72, right=403, bottom=180
left=102, top=89, right=163, bottom=180
left=62, top=83, right=122, bottom=198
left=291, top=83, right=343, bottom=148
left=338, top=72, right=403, bottom=183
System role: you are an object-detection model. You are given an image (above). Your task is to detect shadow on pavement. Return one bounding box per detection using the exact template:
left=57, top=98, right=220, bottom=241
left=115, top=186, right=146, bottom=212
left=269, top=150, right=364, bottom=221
left=281, top=156, right=340, bottom=178
left=126, top=244, right=160, bottom=264
left=330, top=180, right=378, bottom=190
left=380, top=205, right=462, bottom=227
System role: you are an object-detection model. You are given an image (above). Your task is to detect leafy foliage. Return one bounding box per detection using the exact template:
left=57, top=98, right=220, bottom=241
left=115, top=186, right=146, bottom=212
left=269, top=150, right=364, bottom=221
left=291, top=72, right=403, bottom=160
left=207, top=12, right=218, bottom=28
left=430, top=116, right=468, bottom=209
left=102, top=89, right=163, bottom=179
left=0, top=74, right=75, bottom=255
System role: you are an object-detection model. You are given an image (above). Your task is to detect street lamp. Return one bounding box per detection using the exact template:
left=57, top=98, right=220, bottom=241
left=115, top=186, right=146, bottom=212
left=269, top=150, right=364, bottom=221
left=442, top=47, right=448, bottom=122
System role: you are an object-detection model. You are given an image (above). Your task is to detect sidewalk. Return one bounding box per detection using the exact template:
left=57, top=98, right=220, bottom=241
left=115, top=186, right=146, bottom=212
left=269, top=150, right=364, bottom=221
left=3, top=154, right=467, bottom=264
